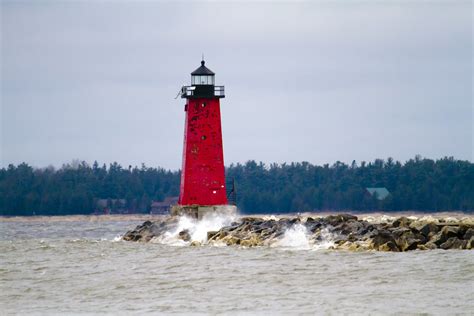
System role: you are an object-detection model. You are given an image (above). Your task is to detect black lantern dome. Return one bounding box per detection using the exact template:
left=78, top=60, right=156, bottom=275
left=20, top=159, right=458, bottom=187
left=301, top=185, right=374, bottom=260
left=191, top=60, right=215, bottom=75
left=191, top=60, right=215, bottom=85
left=181, top=60, right=224, bottom=99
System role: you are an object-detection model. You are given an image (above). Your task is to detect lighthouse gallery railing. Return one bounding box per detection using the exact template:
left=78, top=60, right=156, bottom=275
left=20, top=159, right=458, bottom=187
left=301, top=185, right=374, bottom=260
left=181, top=85, right=225, bottom=98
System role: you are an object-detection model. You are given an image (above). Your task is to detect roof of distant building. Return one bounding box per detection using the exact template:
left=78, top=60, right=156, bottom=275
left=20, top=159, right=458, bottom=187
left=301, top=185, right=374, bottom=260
left=151, top=196, right=179, bottom=208
left=366, top=187, right=390, bottom=200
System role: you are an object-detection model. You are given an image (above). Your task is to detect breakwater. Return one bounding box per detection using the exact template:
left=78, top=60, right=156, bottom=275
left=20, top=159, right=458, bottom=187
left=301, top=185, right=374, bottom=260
left=123, top=214, right=474, bottom=251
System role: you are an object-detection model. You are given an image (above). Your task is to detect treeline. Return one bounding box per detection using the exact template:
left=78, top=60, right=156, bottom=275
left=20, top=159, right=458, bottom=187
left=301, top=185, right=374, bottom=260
left=0, top=161, right=180, bottom=216
left=0, top=156, right=473, bottom=216
left=230, top=157, right=473, bottom=213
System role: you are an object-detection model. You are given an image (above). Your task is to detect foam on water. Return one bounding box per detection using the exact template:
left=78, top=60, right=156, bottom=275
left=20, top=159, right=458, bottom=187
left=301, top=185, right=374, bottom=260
left=151, top=213, right=236, bottom=246
left=272, top=224, right=311, bottom=250
left=272, top=224, right=336, bottom=250
left=311, top=227, right=336, bottom=250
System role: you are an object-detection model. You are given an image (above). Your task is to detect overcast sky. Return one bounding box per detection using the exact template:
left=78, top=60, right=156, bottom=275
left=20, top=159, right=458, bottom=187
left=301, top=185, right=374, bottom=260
left=1, top=1, right=472, bottom=170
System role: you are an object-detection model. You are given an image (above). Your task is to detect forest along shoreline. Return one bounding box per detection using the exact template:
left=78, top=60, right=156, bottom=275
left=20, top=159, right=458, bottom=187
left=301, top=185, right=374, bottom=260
left=123, top=214, right=474, bottom=251
left=2, top=157, right=473, bottom=216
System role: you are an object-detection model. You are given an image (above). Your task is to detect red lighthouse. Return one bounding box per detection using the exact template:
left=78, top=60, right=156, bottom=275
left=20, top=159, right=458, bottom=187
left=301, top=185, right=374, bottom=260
left=172, top=60, right=235, bottom=218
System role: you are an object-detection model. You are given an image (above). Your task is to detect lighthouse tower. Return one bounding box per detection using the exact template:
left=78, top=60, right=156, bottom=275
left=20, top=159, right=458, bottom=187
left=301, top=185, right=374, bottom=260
left=171, top=60, right=236, bottom=218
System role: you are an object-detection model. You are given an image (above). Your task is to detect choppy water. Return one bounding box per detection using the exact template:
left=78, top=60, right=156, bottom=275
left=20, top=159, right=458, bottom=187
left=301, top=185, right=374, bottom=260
left=1, top=216, right=473, bottom=315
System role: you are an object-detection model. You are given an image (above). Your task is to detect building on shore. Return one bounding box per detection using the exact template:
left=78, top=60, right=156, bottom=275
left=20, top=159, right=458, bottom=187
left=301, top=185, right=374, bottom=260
left=150, top=196, right=179, bottom=214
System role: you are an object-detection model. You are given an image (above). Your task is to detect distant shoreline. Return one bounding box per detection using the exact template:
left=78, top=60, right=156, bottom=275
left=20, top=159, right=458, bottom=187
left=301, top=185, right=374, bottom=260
left=0, top=214, right=166, bottom=222
left=1, top=211, right=473, bottom=222
left=3, top=157, right=473, bottom=216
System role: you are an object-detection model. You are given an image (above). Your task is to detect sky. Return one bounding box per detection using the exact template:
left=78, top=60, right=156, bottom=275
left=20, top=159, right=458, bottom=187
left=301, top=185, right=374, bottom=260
left=1, top=1, right=472, bottom=170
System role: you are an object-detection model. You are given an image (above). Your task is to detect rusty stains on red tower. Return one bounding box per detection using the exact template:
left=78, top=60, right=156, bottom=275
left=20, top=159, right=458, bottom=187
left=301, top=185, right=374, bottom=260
left=178, top=60, right=228, bottom=207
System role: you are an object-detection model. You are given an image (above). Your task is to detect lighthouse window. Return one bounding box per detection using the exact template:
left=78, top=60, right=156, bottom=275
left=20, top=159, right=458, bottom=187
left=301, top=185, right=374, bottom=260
left=201, top=103, right=206, bottom=107
left=191, top=75, right=214, bottom=85
left=201, top=135, right=206, bottom=140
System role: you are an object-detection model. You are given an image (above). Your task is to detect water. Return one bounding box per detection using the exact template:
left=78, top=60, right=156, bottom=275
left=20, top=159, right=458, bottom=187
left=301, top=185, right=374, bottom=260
left=1, top=216, right=473, bottom=315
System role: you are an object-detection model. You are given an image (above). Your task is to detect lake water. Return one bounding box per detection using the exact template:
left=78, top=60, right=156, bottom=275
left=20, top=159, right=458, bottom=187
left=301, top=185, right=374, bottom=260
left=1, top=215, right=473, bottom=315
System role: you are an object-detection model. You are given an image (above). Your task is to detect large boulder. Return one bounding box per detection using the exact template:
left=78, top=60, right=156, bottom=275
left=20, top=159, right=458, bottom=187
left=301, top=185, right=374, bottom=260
left=359, top=225, right=379, bottom=238
left=305, top=219, right=323, bottom=233
left=240, top=235, right=261, bottom=247
left=334, top=220, right=365, bottom=235
left=207, top=231, right=219, bottom=241
left=399, top=238, right=421, bottom=251
left=222, top=235, right=241, bottom=246
left=466, top=237, right=474, bottom=250
left=429, top=225, right=461, bottom=246
left=411, top=222, right=439, bottom=238
left=370, top=229, right=399, bottom=251
left=429, top=232, right=446, bottom=246
left=123, top=220, right=156, bottom=242
left=338, top=241, right=369, bottom=251
left=391, top=228, right=421, bottom=251
left=440, top=226, right=460, bottom=239
left=392, top=217, right=412, bottom=228
left=178, top=229, right=191, bottom=242
left=324, top=214, right=358, bottom=226
left=440, top=237, right=467, bottom=250
left=418, top=242, right=438, bottom=250
left=378, top=241, right=399, bottom=252
left=462, top=228, right=474, bottom=240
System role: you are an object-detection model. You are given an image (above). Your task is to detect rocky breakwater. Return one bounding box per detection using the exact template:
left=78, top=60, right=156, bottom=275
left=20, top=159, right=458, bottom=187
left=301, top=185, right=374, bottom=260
left=122, top=214, right=474, bottom=251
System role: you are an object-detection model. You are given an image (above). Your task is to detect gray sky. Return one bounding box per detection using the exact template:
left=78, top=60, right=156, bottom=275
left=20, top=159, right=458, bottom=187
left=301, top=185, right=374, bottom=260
left=1, top=1, right=472, bottom=170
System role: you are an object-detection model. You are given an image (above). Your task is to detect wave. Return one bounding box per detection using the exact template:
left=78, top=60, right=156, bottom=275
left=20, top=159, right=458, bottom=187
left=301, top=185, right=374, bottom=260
left=150, top=213, right=237, bottom=246
left=146, top=214, right=336, bottom=250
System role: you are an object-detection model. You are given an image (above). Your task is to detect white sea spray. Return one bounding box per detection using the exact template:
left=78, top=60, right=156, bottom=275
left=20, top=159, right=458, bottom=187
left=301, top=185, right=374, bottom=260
left=151, top=212, right=236, bottom=246
left=311, top=227, right=336, bottom=250
left=363, top=215, right=377, bottom=223
left=272, top=224, right=311, bottom=250
left=271, top=224, right=336, bottom=250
